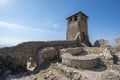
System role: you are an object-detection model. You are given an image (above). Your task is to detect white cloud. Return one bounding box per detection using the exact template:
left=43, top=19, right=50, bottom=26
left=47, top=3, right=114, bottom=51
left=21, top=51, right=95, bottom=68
left=0, top=21, right=62, bottom=46
left=43, top=19, right=60, bottom=29
left=50, top=23, right=60, bottom=29
left=0, top=21, right=51, bottom=32
left=0, top=21, right=51, bottom=46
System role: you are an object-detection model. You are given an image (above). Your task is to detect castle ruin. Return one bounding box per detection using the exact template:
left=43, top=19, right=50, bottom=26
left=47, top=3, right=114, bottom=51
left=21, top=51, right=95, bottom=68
left=66, top=12, right=91, bottom=46
left=0, top=11, right=120, bottom=80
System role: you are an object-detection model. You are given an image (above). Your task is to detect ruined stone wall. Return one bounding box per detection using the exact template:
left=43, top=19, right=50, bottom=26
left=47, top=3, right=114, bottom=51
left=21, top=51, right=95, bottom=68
left=114, top=47, right=120, bottom=53
left=79, top=21, right=88, bottom=37
left=60, top=47, right=101, bottom=69
left=83, top=47, right=106, bottom=54
left=114, top=38, right=120, bottom=53
left=62, top=53, right=99, bottom=69
left=94, top=39, right=109, bottom=47
left=61, top=47, right=106, bottom=55
left=60, top=47, right=118, bottom=70
left=115, top=38, right=120, bottom=47
left=66, top=21, right=80, bottom=40
left=0, top=40, right=80, bottom=73
left=66, top=12, right=92, bottom=46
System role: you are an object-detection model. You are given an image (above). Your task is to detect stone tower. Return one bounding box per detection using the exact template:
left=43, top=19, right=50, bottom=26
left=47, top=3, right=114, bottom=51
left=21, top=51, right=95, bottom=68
left=66, top=11, right=91, bottom=46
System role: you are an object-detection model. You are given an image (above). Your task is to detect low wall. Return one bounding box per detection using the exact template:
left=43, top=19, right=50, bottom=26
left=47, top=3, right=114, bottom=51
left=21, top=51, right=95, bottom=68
left=61, top=53, right=99, bottom=69
left=60, top=47, right=106, bottom=69
left=60, top=47, right=120, bottom=69
left=114, top=46, right=120, bottom=53
left=0, top=40, right=80, bottom=74
left=60, top=47, right=106, bottom=55
left=83, top=47, right=106, bottom=54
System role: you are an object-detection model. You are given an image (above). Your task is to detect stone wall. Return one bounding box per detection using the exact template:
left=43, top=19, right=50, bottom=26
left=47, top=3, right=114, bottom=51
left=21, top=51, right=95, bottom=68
left=114, top=38, right=120, bottom=53
left=83, top=47, right=106, bottom=54
left=60, top=47, right=119, bottom=69
left=61, top=53, right=99, bottom=69
left=60, top=47, right=106, bottom=55
left=94, top=39, right=109, bottom=47
left=115, top=38, right=120, bottom=47
left=0, top=40, right=80, bottom=74
left=60, top=47, right=106, bottom=69
left=112, top=46, right=120, bottom=53
left=66, top=12, right=92, bottom=47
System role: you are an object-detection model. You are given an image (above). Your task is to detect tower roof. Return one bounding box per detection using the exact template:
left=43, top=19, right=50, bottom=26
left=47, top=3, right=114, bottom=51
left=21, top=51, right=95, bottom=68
left=66, top=11, right=89, bottom=20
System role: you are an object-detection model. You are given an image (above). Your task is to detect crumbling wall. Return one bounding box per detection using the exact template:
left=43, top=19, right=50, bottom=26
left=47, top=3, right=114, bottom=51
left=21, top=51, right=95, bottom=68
left=115, top=38, right=120, bottom=47
left=83, top=47, right=106, bottom=54
left=60, top=47, right=107, bottom=69
left=0, top=40, right=80, bottom=74
left=60, top=47, right=106, bottom=55
left=114, top=38, right=120, bottom=53
left=94, top=39, right=109, bottom=47
left=61, top=53, right=99, bottom=69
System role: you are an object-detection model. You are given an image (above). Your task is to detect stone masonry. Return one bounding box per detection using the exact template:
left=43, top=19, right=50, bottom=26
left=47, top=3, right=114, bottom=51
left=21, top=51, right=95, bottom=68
left=66, top=11, right=91, bottom=46
left=115, top=38, right=120, bottom=47
left=94, top=39, right=109, bottom=47
left=0, top=40, right=81, bottom=75
left=60, top=47, right=103, bottom=69
left=0, top=11, right=120, bottom=80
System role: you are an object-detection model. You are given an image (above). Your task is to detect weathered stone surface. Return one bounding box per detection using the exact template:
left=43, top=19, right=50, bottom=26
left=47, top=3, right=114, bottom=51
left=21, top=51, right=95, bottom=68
left=61, top=47, right=99, bottom=69
left=102, top=71, right=120, bottom=80
left=98, top=48, right=114, bottom=67
left=60, top=47, right=106, bottom=56
left=72, top=74, right=82, bottom=80
left=66, top=12, right=91, bottom=46
left=110, top=65, right=120, bottom=72
left=114, top=38, right=120, bottom=52
left=94, top=39, right=109, bottom=47
left=66, top=12, right=88, bottom=41
left=0, top=40, right=80, bottom=75
left=55, top=63, right=89, bottom=80
left=115, top=38, right=120, bottom=47
left=102, top=48, right=113, bottom=60
left=60, top=47, right=84, bottom=55
left=43, top=71, right=58, bottom=80
left=61, top=53, right=99, bottom=69
left=72, top=73, right=88, bottom=80
left=0, top=55, right=27, bottom=75
left=114, top=46, right=120, bottom=53
left=36, top=47, right=59, bottom=66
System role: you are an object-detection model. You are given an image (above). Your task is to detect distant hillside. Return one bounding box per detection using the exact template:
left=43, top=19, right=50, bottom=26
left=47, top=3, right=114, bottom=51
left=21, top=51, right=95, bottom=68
left=0, top=45, right=2, bottom=47
left=0, top=45, right=8, bottom=48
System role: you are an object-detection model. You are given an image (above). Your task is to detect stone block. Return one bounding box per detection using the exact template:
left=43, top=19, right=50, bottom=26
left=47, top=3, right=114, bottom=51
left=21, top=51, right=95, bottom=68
left=115, top=38, right=120, bottom=47
left=94, top=39, right=109, bottom=47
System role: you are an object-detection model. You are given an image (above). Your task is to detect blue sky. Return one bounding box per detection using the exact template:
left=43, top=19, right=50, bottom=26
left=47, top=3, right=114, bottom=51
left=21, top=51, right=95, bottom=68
left=0, top=0, right=120, bottom=46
